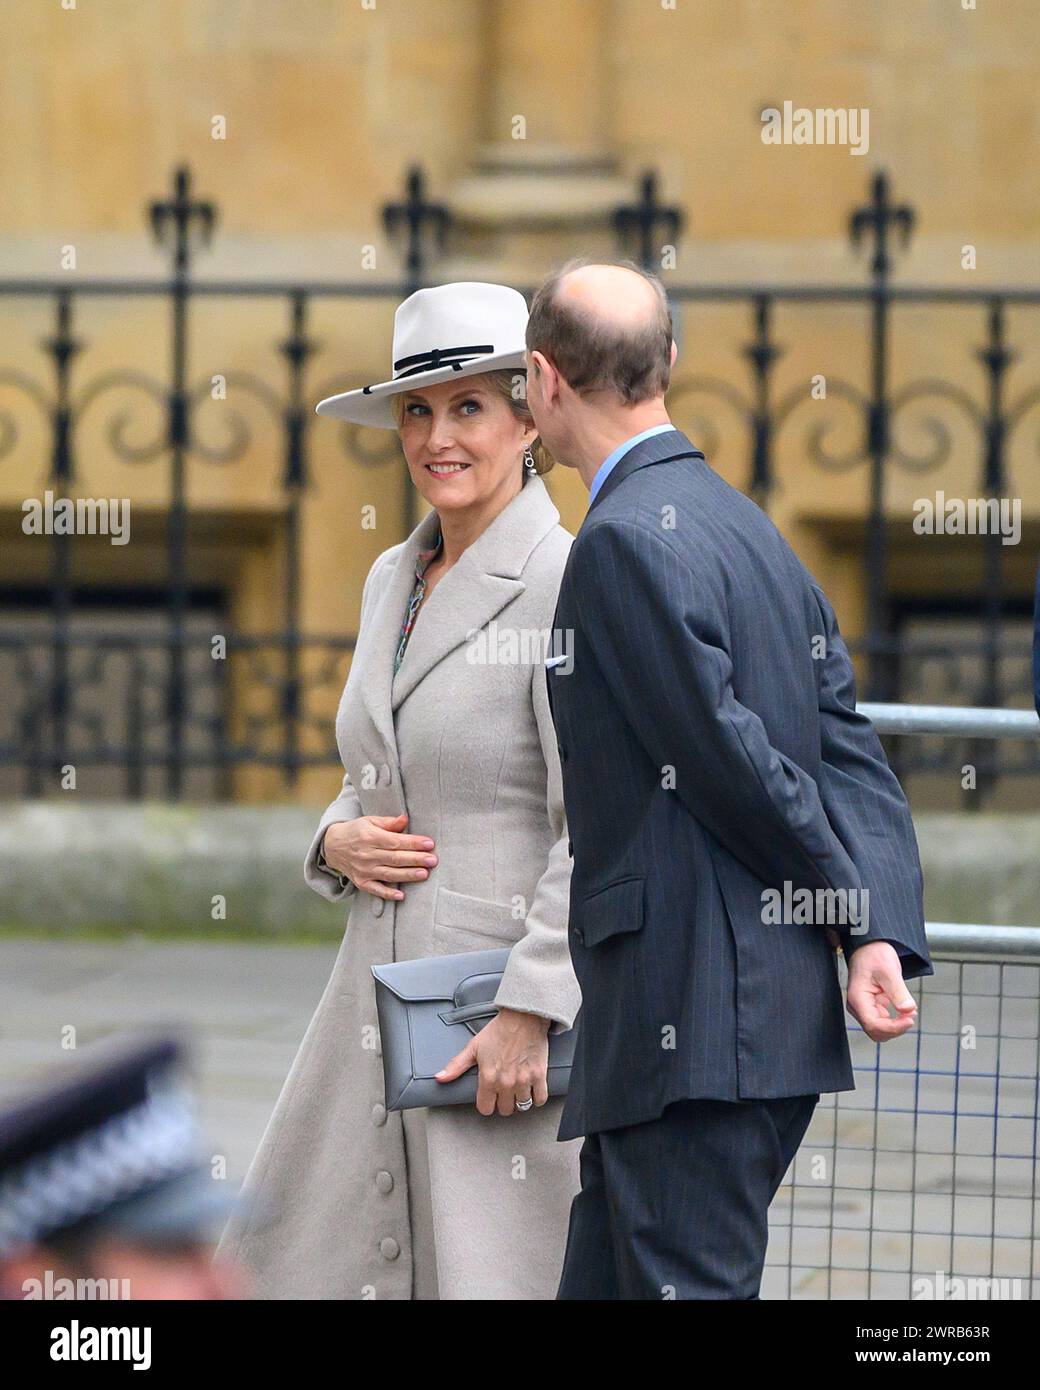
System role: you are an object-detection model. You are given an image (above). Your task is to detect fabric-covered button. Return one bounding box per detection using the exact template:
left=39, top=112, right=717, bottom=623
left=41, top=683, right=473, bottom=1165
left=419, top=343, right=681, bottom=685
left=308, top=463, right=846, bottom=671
left=375, top=1170, right=394, bottom=1194
left=380, top=1237, right=400, bottom=1260
left=372, top=1102, right=387, bottom=1127
left=372, top=897, right=384, bottom=918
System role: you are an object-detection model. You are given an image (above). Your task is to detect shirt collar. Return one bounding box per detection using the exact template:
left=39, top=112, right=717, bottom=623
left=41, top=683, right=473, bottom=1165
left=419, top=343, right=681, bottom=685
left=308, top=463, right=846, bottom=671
left=588, top=423, right=675, bottom=503
left=414, top=528, right=442, bottom=580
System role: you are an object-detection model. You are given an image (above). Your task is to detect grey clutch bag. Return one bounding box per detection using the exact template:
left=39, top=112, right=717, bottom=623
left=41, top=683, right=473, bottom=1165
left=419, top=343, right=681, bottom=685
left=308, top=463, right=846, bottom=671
left=371, top=947, right=576, bottom=1111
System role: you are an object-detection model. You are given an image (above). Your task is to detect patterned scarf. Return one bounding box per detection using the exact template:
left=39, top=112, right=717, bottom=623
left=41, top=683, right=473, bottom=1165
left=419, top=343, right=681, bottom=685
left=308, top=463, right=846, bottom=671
left=394, top=527, right=443, bottom=675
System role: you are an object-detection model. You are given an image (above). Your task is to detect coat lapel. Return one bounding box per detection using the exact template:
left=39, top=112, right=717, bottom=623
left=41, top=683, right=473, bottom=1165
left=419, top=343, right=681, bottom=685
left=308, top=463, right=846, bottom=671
left=350, top=516, right=435, bottom=783
left=354, top=476, right=562, bottom=769
left=391, top=473, right=560, bottom=710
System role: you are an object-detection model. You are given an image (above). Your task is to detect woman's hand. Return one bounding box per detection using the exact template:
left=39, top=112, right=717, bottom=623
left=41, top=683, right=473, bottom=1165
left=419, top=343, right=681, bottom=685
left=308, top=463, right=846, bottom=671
left=321, top=813, right=437, bottom=901
left=435, top=1007, right=552, bottom=1116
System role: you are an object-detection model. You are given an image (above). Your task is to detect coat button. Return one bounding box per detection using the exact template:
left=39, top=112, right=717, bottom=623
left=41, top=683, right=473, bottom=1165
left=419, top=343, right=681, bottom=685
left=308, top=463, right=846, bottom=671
left=372, top=1102, right=387, bottom=1127
left=372, top=897, right=384, bottom=918
left=380, top=1237, right=400, bottom=1260
left=375, top=1170, right=394, bottom=1194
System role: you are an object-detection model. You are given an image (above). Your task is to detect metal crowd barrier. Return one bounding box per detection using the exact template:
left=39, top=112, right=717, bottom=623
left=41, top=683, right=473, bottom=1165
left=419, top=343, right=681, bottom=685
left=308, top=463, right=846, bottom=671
left=764, top=703, right=1040, bottom=1301
left=859, top=702, right=1040, bottom=741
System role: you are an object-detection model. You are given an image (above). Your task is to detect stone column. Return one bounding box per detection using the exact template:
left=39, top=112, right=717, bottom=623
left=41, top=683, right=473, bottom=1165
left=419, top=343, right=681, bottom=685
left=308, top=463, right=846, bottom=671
left=485, top=0, right=608, bottom=151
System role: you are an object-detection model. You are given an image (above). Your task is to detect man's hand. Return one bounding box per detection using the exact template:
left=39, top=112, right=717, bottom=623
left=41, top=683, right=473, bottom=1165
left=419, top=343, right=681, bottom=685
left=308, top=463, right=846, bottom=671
left=845, top=940, right=918, bottom=1041
left=435, top=1007, right=551, bottom=1116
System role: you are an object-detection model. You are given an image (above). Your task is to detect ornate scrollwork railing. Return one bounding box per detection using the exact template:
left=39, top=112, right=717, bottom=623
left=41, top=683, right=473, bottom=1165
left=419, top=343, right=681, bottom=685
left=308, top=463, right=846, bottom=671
left=0, top=166, right=1036, bottom=797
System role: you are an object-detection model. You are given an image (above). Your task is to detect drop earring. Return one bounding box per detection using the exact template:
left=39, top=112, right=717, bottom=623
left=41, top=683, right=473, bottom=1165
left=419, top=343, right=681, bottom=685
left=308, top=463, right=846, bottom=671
left=523, top=446, right=536, bottom=475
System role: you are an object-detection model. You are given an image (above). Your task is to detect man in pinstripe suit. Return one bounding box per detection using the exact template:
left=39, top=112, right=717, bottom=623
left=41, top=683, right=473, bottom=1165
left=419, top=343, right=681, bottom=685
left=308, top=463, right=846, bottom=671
left=524, top=260, right=933, bottom=1300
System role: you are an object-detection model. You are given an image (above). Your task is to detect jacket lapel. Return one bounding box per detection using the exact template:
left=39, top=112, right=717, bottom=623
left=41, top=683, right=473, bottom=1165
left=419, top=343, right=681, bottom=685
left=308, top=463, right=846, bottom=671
left=350, top=513, right=438, bottom=783
left=354, top=477, right=562, bottom=759
left=391, top=473, right=560, bottom=710
left=583, top=427, right=705, bottom=523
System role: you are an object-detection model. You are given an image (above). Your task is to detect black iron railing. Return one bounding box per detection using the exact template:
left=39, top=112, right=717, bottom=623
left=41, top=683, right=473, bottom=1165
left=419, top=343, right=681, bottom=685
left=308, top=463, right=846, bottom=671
left=0, top=166, right=1037, bottom=797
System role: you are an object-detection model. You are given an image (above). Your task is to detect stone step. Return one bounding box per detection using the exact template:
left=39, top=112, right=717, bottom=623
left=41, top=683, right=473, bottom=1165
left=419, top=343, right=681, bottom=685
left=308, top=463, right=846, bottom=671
left=470, top=141, right=619, bottom=177
left=449, top=170, right=635, bottom=228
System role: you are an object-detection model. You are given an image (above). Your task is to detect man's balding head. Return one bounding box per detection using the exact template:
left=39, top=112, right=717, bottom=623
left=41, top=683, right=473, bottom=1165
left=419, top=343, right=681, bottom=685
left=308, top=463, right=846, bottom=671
left=526, top=258, right=673, bottom=403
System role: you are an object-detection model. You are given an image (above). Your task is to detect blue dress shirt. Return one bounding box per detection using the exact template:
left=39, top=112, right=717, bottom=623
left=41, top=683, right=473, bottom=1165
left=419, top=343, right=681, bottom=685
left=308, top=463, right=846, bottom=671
left=588, top=422, right=675, bottom=504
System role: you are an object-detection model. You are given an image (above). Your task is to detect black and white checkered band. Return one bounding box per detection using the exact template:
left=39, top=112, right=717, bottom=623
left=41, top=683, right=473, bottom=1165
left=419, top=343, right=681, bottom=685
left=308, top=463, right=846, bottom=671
left=0, top=1085, right=198, bottom=1257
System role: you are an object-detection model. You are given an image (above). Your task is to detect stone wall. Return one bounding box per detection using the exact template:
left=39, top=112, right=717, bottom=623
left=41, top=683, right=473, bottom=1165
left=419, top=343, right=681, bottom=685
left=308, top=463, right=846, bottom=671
left=1, top=802, right=1035, bottom=939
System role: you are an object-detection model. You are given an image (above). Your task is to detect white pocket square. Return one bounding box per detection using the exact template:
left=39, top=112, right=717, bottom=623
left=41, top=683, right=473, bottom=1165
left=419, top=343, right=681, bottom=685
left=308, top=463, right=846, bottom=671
left=544, top=654, right=569, bottom=669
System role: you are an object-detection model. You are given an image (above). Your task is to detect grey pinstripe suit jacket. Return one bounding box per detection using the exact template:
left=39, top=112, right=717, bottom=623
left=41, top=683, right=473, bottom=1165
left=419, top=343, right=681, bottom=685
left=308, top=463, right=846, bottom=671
left=547, top=427, right=932, bottom=1141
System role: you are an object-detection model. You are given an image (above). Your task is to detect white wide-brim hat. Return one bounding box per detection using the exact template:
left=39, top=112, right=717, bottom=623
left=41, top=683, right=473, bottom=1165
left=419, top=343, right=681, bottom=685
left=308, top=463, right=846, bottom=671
left=315, top=281, right=529, bottom=428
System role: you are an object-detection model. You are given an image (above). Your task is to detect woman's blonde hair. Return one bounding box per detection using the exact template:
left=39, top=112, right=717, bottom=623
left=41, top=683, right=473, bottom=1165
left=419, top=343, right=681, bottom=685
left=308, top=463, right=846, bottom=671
left=391, top=369, right=554, bottom=475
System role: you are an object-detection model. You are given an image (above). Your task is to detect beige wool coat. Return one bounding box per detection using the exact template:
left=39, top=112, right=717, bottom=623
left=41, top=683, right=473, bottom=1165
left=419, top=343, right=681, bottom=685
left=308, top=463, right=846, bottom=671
left=216, top=473, right=583, bottom=1299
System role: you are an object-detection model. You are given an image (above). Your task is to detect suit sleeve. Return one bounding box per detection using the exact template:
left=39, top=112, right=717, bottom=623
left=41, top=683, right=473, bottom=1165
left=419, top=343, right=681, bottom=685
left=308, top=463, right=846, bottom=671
left=570, top=519, right=862, bottom=896
left=811, top=585, right=933, bottom=979
left=493, top=653, right=582, bottom=1033
left=302, top=551, right=388, bottom=904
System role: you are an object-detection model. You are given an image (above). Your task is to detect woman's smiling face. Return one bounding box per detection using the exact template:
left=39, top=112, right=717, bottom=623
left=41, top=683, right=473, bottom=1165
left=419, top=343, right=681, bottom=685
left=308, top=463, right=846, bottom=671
left=396, top=374, right=535, bottom=513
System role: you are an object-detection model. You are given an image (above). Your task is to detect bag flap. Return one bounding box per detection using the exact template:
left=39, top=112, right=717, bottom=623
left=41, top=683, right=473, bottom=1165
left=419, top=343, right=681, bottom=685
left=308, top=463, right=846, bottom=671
left=371, top=945, right=511, bottom=1003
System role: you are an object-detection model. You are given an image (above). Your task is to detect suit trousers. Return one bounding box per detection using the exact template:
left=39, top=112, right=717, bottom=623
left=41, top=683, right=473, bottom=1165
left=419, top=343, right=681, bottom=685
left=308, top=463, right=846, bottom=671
left=556, top=1094, right=818, bottom=1300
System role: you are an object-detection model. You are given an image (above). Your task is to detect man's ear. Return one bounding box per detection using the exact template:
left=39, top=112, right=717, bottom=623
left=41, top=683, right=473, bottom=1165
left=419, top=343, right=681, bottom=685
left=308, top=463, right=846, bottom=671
left=528, top=349, right=554, bottom=397
left=670, top=339, right=678, bottom=368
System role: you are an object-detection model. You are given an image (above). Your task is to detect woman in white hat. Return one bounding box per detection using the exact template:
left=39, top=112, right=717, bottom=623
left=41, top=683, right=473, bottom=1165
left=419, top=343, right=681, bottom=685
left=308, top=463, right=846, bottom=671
left=217, top=283, right=581, bottom=1300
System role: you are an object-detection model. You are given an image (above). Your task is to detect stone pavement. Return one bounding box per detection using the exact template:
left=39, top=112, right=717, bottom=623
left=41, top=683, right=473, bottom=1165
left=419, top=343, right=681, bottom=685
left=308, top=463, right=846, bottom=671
left=0, top=936, right=338, bottom=1181
left=1, top=937, right=1036, bottom=1300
